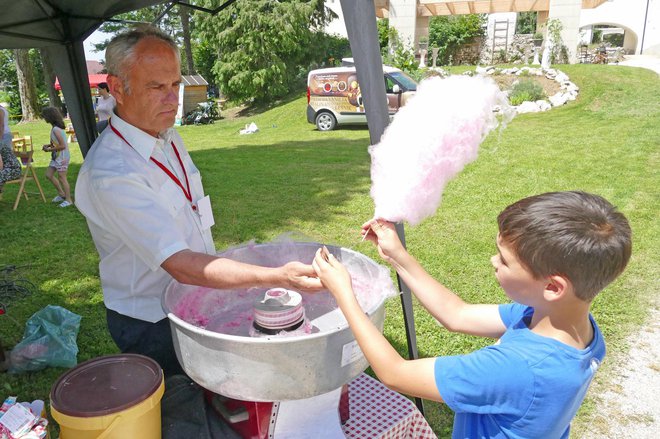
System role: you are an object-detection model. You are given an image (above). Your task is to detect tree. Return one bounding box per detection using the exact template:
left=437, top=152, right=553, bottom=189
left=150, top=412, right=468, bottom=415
left=516, top=12, right=537, bottom=35
left=93, top=6, right=197, bottom=78
left=39, top=49, right=63, bottom=110
left=195, top=0, right=335, bottom=103
left=428, top=14, right=486, bottom=65
left=377, top=18, right=390, bottom=52
left=179, top=5, right=195, bottom=74
left=0, top=50, right=20, bottom=116
left=94, top=6, right=184, bottom=58
left=14, top=49, right=41, bottom=122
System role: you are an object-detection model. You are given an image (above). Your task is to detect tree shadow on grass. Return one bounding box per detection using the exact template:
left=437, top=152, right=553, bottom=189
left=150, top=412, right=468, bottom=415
left=188, top=137, right=373, bottom=245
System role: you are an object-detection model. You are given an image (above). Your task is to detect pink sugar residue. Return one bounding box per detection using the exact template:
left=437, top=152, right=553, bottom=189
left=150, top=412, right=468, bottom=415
left=173, top=287, right=225, bottom=327
left=171, top=247, right=398, bottom=338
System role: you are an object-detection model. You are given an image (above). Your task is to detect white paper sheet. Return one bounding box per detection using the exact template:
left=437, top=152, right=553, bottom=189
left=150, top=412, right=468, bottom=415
left=273, top=388, right=344, bottom=438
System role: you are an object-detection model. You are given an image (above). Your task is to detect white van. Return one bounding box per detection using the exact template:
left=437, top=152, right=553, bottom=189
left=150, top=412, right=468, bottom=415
left=306, top=65, right=417, bottom=131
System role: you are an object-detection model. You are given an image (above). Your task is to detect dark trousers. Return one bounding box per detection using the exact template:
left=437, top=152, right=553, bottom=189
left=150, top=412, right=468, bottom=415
left=106, top=308, right=184, bottom=377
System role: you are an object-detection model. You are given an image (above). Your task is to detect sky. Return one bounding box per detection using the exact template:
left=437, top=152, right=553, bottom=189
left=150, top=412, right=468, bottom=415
left=83, top=29, right=110, bottom=61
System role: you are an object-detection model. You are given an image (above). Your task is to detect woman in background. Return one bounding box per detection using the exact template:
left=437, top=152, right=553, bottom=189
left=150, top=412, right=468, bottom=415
left=95, top=82, right=115, bottom=133
left=0, top=103, right=21, bottom=197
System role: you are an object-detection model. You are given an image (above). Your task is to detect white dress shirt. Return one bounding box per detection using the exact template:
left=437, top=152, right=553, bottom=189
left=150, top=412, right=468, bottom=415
left=76, top=112, right=215, bottom=322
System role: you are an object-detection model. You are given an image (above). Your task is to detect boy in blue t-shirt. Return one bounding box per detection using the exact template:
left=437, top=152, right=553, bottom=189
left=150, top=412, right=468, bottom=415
left=312, top=191, right=631, bottom=438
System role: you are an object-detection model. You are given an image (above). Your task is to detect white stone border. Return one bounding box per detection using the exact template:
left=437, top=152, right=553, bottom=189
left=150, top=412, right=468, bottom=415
left=469, top=66, right=579, bottom=114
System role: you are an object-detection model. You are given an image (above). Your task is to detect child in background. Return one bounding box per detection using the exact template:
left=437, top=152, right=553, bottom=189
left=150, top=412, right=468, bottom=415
left=312, top=191, right=631, bottom=438
left=41, top=107, right=73, bottom=208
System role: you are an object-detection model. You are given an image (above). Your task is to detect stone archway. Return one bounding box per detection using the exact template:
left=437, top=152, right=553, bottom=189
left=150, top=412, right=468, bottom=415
left=580, top=22, right=639, bottom=54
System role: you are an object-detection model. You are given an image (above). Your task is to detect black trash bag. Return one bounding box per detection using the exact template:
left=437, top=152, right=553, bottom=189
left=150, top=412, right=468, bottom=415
left=8, top=305, right=81, bottom=373
left=162, top=375, right=241, bottom=439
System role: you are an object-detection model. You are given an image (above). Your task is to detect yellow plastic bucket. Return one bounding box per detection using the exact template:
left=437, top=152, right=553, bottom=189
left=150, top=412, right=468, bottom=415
left=50, top=354, right=164, bottom=439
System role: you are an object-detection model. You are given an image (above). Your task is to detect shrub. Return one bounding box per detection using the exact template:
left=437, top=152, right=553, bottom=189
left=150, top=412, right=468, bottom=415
left=509, top=79, right=545, bottom=105
left=428, top=14, right=486, bottom=66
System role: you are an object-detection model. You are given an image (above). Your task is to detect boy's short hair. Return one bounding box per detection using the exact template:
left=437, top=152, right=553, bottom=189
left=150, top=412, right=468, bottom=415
left=497, top=191, right=631, bottom=302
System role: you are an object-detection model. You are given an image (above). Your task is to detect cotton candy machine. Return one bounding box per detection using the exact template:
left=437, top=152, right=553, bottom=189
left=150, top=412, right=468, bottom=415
left=162, top=241, right=396, bottom=437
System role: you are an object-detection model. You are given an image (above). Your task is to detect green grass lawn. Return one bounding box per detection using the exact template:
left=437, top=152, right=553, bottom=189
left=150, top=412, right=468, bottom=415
left=1, top=64, right=658, bottom=437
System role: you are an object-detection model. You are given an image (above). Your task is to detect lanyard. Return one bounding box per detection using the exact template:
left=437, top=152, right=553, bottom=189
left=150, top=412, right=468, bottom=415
left=109, top=120, right=197, bottom=211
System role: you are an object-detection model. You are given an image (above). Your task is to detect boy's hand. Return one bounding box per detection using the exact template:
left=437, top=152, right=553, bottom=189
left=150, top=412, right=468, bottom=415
left=361, top=219, right=406, bottom=264
left=312, top=246, right=354, bottom=301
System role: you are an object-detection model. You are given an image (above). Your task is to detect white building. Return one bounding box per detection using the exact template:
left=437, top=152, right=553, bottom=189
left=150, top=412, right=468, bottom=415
left=323, top=0, right=659, bottom=61
left=580, top=0, right=659, bottom=55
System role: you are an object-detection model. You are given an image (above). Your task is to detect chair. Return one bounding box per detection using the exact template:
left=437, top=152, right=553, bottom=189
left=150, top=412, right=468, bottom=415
left=579, top=45, right=590, bottom=64
left=11, top=131, right=20, bottom=139
left=65, top=124, right=77, bottom=143
left=6, top=136, right=46, bottom=210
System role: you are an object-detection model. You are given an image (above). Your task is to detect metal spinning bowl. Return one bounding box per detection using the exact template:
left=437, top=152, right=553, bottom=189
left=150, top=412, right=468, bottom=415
left=162, top=242, right=396, bottom=402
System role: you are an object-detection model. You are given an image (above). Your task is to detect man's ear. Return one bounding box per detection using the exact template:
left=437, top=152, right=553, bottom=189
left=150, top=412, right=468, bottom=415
left=543, top=275, right=570, bottom=302
left=107, top=75, right=124, bottom=105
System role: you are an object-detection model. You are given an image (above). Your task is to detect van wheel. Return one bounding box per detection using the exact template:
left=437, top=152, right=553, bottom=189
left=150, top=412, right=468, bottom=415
left=315, top=112, right=337, bottom=131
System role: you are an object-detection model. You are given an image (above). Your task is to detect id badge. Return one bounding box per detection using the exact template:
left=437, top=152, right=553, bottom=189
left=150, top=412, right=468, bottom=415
left=197, top=195, right=215, bottom=229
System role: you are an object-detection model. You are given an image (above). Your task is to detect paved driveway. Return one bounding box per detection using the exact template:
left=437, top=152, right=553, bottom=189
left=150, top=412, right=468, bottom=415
left=617, top=54, right=660, bottom=75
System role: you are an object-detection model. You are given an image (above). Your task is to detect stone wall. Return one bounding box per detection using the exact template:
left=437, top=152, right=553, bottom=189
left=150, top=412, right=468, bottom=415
left=478, top=34, right=541, bottom=65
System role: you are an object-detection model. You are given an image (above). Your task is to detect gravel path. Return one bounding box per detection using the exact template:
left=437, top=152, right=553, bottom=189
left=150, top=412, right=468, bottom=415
left=580, top=304, right=660, bottom=438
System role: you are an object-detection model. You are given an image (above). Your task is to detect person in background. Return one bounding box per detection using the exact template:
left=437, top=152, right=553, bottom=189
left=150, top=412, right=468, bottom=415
left=42, top=107, right=73, bottom=208
left=0, top=104, right=21, bottom=196
left=95, top=82, right=115, bottom=133
left=75, top=26, right=322, bottom=377
left=0, top=103, right=12, bottom=146
left=313, top=191, right=631, bottom=439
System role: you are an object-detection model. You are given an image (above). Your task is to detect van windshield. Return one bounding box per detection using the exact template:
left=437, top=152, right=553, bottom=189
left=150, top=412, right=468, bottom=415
left=389, top=71, right=417, bottom=91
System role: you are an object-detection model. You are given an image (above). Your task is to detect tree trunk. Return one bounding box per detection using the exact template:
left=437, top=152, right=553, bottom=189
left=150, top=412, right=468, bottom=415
left=180, top=6, right=195, bottom=75
left=14, top=49, right=41, bottom=122
left=39, top=49, right=63, bottom=111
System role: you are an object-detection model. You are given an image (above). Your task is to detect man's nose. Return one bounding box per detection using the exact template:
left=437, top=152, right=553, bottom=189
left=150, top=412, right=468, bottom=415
left=490, top=255, right=498, bottom=269
left=164, top=88, right=178, bottom=103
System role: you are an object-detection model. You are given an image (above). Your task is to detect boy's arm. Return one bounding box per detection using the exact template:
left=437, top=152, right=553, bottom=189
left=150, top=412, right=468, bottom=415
left=392, top=251, right=505, bottom=338
left=313, top=248, right=443, bottom=402
left=364, top=220, right=506, bottom=338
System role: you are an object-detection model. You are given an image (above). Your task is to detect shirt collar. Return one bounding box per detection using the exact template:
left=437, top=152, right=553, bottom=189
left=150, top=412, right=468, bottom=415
left=109, top=111, right=176, bottom=161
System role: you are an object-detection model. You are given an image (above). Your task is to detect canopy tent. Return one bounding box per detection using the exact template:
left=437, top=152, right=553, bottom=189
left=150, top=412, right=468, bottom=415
left=1, top=0, right=423, bottom=413
left=54, top=74, right=108, bottom=91
left=0, top=0, right=171, bottom=155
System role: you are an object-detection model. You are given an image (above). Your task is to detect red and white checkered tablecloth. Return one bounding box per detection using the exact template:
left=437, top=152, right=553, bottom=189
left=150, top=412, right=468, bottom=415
left=342, top=374, right=437, bottom=439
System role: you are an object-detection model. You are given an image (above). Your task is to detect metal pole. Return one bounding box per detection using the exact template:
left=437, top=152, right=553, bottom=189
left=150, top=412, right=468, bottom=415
left=340, top=0, right=425, bottom=415
left=640, top=0, right=650, bottom=54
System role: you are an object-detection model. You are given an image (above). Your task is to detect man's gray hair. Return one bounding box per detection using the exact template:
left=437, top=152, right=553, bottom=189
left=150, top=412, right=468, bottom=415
left=105, top=25, right=180, bottom=94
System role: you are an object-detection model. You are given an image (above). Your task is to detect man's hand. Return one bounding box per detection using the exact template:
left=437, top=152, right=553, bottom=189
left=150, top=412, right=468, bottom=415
left=280, top=261, right=323, bottom=292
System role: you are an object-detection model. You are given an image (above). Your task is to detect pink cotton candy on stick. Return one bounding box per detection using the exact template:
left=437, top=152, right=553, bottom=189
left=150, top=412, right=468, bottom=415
left=369, top=75, right=512, bottom=226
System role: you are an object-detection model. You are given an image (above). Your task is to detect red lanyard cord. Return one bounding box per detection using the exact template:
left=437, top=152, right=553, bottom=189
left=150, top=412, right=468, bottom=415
left=109, top=120, right=196, bottom=211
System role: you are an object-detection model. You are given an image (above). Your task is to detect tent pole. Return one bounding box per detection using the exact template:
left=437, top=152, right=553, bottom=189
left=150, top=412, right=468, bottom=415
left=45, top=39, right=97, bottom=157
left=340, top=0, right=425, bottom=415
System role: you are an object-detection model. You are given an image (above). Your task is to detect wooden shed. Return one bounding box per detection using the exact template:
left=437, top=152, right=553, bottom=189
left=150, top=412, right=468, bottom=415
left=181, top=74, right=208, bottom=115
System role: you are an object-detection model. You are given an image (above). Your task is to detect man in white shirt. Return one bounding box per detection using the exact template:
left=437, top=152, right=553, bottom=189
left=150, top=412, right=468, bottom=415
left=75, top=26, right=322, bottom=376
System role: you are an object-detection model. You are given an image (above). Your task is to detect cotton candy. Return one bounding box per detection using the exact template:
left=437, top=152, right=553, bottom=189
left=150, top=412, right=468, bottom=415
left=370, top=75, right=513, bottom=226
